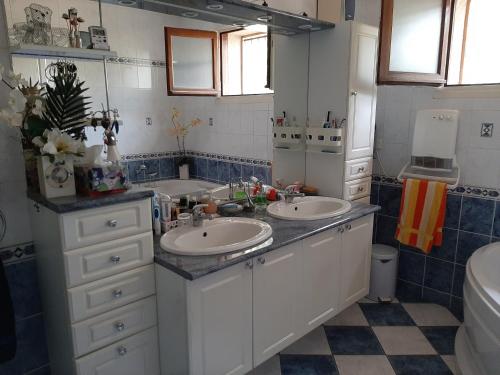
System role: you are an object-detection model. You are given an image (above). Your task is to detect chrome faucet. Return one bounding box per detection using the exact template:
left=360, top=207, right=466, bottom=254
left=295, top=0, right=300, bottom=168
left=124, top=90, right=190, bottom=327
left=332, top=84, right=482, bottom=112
left=136, top=163, right=147, bottom=179
left=282, top=192, right=305, bottom=203
left=192, top=204, right=209, bottom=227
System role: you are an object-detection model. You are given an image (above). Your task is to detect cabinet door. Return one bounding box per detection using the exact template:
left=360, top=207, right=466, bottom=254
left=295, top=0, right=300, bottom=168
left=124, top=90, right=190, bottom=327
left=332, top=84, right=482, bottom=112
left=339, top=214, right=374, bottom=311
left=302, top=228, right=342, bottom=329
left=188, top=261, right=253, bottom=375
left=253, top=242, right=302, bottom=366
left=346, top=23, right=379, bottom=161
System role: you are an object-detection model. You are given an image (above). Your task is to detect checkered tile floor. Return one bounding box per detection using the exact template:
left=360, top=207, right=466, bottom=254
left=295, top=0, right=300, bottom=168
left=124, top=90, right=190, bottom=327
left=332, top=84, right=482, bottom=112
left=250, top=300, right=461, bottom=375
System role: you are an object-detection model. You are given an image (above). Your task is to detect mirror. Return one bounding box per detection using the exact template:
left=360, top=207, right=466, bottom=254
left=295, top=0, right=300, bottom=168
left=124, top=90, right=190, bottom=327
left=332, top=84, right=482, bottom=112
left=165, top=27, right=218, bottom=96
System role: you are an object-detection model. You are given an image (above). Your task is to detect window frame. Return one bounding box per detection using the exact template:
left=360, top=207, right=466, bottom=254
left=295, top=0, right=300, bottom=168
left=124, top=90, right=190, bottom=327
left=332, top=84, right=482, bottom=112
left=377, top=0, right=453, bottom=86
left=164, top=27, right=219, bottom=97
left=219, top=28, right=273, bottom=97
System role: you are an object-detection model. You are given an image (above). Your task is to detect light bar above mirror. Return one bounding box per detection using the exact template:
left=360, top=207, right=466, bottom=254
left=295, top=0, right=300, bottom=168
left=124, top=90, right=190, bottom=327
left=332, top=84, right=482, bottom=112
left=99, top=0, right=335, bottom=35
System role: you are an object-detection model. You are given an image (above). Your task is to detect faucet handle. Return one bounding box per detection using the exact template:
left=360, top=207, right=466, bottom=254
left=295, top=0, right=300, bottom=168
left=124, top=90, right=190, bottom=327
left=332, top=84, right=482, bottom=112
left=192, top=204, right=209, bottom=215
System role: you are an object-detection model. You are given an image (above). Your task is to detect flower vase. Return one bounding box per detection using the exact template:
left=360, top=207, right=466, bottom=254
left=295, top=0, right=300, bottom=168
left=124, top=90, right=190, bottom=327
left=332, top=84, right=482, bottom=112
left=37, top=156, right=76, bottom=199
left=179, top=164, right=189, bottom=180
left=23, top=148, right=39, bottom=192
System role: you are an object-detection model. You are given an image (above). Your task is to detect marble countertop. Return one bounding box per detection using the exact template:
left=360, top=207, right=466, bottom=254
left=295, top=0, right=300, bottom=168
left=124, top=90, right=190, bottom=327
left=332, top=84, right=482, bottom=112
left=154, top=202, right=381, bottom=280
left=27, top=188, right=155, bottom=213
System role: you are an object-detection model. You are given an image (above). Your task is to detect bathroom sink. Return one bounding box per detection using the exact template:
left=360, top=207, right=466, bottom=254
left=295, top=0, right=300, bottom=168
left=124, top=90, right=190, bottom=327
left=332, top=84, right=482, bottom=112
left=267, top=196, right=352, bottom=221
left=160, top=217, right=273, bottom=256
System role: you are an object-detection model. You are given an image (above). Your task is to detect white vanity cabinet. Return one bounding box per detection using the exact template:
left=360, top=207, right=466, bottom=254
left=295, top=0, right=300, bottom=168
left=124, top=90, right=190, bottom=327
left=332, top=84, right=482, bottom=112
left=301, top=228, right=342, bottom=330
left=339, top=214, right=374, bottom=310
left=157, top=214, right=374, bottom=375
left=253, top=242, right=303, bottom=366
left=29, top=198, right=159, bottom=375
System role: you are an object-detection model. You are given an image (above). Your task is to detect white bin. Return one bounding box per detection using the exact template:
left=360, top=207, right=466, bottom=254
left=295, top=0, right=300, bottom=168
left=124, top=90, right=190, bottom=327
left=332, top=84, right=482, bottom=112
left=368, top=244, right=398, bottom=302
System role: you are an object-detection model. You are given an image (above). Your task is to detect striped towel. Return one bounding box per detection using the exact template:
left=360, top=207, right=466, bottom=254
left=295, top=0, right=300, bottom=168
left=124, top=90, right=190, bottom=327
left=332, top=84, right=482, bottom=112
left=395, top=178, right=448, bottom=253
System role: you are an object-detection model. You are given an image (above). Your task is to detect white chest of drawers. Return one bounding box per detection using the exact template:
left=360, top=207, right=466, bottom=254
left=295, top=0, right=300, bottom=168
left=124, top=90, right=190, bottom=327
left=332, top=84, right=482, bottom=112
left=30, top=198, right=159, bottom=375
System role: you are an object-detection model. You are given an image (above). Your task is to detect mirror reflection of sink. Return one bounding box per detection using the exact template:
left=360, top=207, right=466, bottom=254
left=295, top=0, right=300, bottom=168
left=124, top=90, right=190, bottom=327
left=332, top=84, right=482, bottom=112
left=267, top=196, right=352, bottom=221
left=160, top=217, right=273, bottom=256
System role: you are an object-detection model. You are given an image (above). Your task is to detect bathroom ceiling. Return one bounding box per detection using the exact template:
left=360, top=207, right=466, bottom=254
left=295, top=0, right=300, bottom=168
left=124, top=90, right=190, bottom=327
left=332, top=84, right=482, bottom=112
left=101, top=0, right=335, bottom=35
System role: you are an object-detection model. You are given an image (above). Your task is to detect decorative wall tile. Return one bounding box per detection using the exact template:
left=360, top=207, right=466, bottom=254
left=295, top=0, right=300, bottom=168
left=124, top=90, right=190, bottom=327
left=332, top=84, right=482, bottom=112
left=427, top=228, right=458, bottom=263
left=159, top=157, right=175, bottom=180
left=398, top=249, right=425, bottom=285
left=456, top=231, right=490, bottom=265
left=444, top=195, right=461, bottom=229
left=423, top=258, right=454, bottom=294
left=5, top=259, right=42, bottom=320
left=375, top=215, right=398, bottom=247
left=378, top=185, right=402, bottom=217
left=207, top=159, right=218, bottom=182
left=493, top=201, right=500, bottom=238
left=217, top=161, right=230, bottom=184
left=459, top=197, right=494, bottom=235
left=0, top=243, right=35, bottom=265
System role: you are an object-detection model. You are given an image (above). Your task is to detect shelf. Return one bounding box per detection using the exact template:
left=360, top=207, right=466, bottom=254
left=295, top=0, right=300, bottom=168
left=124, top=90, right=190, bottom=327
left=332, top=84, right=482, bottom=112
left=10, top=44, right=117, bottom=61
left=273, top=126, right=305, bottom=147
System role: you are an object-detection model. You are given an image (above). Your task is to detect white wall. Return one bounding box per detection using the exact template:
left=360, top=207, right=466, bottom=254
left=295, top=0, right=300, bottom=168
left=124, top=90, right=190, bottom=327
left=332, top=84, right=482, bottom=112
left=4, top=0, right=274, bottom=160
left=374, top=85, right=500, bottom=189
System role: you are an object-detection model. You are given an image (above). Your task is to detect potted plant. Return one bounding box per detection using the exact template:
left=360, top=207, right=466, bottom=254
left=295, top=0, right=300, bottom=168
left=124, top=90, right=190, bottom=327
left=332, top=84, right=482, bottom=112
left=168, top=107, right=202, bottom=180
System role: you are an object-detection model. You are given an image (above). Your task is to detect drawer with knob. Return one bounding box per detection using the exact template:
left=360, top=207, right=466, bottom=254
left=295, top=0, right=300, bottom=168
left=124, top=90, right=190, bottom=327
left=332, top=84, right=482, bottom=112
left=67, top=265, right=156, bottom=322
left=61, top=199, right=152, bottom=251
left=75, top=327, right=160, bottom=375
left=72, top=296, right=157, bottom=357
left=64, top=232, right=154, bottom=288
left=345, top=158, right=373, bottom=181
left=343, top=177, right=371, bottom=201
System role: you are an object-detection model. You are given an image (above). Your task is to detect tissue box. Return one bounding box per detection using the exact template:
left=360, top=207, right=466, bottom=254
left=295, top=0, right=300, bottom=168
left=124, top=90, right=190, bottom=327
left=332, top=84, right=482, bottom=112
left=75, top=164, right=128, bottom=197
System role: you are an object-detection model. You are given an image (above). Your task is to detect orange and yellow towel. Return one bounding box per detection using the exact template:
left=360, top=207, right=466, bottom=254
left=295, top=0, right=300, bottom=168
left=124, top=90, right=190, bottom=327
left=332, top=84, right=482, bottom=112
left=395, top=179, right=448, bottom=253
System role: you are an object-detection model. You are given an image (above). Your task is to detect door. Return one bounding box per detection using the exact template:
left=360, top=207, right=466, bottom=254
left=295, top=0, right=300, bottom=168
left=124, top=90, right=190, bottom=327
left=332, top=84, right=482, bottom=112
left=253, top=242, right=302, bottom=366
left=188, top=261, right=253, bottom=375
left=346, top=23, right=379, bottom=161
left=302, top=228, right=342, bottom=329
left=339, top=214, right=374, bottom=310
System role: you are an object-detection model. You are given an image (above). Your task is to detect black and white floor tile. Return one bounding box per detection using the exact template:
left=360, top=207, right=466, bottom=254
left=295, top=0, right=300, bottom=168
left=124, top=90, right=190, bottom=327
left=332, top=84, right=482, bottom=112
left=250, top=299, right=461, bottom=375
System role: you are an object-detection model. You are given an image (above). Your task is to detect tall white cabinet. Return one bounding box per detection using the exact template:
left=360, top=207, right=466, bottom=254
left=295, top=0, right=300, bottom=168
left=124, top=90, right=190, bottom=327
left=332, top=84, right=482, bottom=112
left=29, top=198, right=159, bottom=375
left=156, top=214, right=374, bottom=375
left=306, top=21, right=379, bottom=201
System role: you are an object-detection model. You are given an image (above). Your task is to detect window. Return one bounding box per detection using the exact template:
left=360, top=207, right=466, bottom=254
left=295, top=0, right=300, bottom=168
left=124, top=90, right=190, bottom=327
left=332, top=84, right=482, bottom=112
left=220, top=25, right=273, bottom=96
left=447, top=0, right=500, bottom=85
left=378, top=0, right=500, bottom=87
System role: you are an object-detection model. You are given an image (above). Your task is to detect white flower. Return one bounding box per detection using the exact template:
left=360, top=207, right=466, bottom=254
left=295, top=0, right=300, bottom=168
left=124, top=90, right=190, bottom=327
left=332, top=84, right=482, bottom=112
left=5, top=70, right=23, bottom=87
left=32, top=99, right=43, bottom=117
left=37, top=129, right=85, bottom=158
left=8, top=90, right=27, bottom=112
left=0, top=108, right=23, bottom=128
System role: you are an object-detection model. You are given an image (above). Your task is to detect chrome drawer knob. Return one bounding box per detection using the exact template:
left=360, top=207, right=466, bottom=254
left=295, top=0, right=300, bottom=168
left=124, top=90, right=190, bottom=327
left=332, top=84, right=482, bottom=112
left=115, top=321, right=126, bottom=332
left=117, top=345, right=127, bottom=356
left=107, top=219, right=118, bottom=228
left=346, top=224, right=352, bottom=230
left=351, top=91, right=358, bottom=96
left=110, top=255, right=121, bottom=264
left=245, top=261, right=253, bottom=269
left=357, top=187, right=364, bottom=192
left=358, top=167, right=365, bottom=172
left=112, top=289, right=123, bottom=298
left=257, top=257, right=266, bottom=265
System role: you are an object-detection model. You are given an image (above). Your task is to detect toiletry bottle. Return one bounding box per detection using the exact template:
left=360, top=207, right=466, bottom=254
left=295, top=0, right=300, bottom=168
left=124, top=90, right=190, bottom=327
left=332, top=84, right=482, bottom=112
left=152, top=194, right=161, bottom=236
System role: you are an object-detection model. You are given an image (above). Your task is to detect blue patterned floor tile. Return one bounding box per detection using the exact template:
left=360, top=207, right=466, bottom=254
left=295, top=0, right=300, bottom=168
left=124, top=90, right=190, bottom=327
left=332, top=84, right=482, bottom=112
left=459, top=197, right=494, bottom=235
left=388, top=355, right=453, bottom=375
left=420, top=327, right=458, bottom=355
left=359, top=303, right=415, bottom=326
left=324, top=326, right=384, bottom=355
left=424, top=258, right=454, bottom=294
left=280, top=354, right=338, bottom=375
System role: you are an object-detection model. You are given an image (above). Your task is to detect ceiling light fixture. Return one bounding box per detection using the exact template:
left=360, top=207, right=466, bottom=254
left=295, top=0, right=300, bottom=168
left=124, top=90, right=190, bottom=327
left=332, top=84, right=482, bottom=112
left=257, top=15, right=273, bottom=22
left=298, top=24, right=313, bottom=30
left=206, top=4, right=224, bottom=10
left=232, top=21, right=248, bottom=27
left=181, top=11, right=199, bottom=18
left=117, top=0, right=136, bottom=5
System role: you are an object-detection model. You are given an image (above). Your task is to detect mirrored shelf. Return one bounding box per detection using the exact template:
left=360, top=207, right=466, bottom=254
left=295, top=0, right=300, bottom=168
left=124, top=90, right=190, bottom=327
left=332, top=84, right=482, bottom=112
left=10, top=44, right=118, bottom=61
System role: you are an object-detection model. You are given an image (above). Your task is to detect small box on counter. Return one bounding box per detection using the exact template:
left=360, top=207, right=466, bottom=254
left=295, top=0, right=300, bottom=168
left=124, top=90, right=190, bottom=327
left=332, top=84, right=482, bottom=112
left=75, top=164, right=128, bottom=197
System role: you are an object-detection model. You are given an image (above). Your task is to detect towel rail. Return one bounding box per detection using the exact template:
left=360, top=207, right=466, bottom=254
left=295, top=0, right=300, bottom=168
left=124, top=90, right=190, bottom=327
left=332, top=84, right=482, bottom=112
left=397, top=162, right=460, bottom=189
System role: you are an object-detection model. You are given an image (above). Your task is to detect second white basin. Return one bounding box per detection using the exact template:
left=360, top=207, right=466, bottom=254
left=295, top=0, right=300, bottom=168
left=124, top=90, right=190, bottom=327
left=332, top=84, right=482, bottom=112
left=267, top=196, right=352, bottom=221
left=161, top=217, right=272, bottom=256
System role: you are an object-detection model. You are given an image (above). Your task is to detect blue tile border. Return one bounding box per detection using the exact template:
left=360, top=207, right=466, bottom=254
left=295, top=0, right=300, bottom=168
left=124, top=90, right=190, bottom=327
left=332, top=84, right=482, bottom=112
left=121, top=151, right=272, bottom=185
left=0, top=242, right=35, bottom=265
left=371, top=176, right=500, bottom=321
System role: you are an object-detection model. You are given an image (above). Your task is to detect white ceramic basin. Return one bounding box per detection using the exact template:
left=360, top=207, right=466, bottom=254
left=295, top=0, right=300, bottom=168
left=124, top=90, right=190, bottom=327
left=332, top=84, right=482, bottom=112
left=267, top=196, right=352, bottom=221
left=160, top=217, right=273, bottom=256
